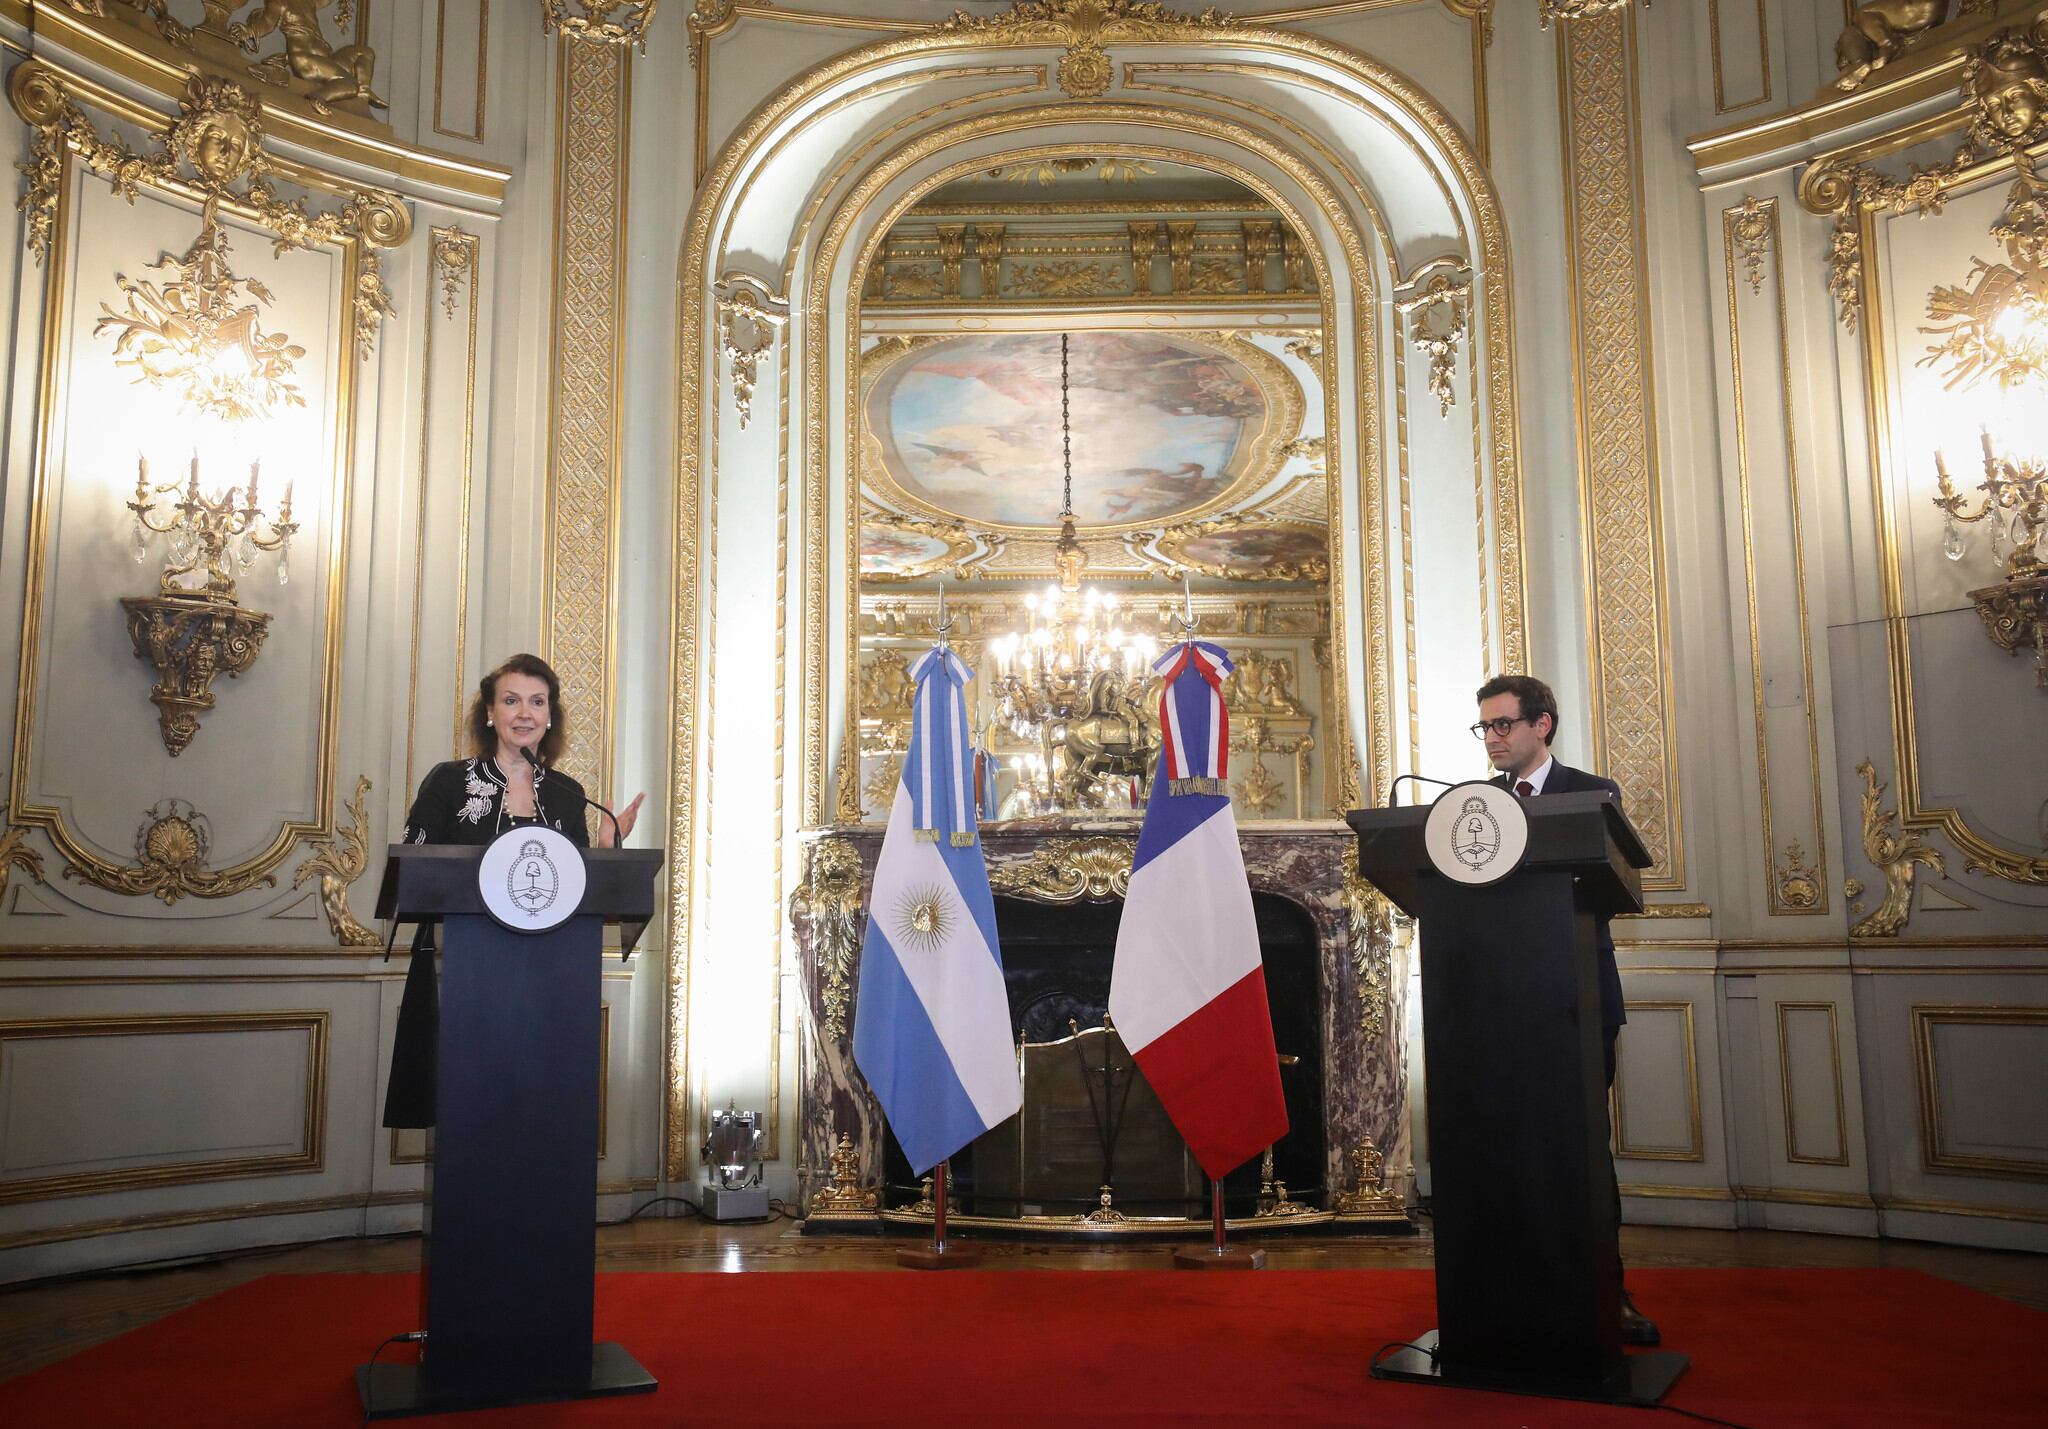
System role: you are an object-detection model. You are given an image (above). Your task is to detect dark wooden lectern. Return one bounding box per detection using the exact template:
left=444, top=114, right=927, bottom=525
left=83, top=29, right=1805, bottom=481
left=1348, top=791, right=1688, bottom=1405
left=357, top=844, right=664, bottom=1418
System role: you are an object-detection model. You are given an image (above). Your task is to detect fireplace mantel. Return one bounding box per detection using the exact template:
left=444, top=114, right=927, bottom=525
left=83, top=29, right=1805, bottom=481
left=789, top=818, right=1409, bottom=1232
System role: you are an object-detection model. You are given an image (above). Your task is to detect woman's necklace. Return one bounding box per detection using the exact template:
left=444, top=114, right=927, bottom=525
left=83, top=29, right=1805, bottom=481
left=491, top=755, right=540, bottom=834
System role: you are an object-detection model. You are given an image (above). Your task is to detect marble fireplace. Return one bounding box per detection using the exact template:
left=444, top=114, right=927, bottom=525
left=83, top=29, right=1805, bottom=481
left=789, top=818, right=1412, bottom=1233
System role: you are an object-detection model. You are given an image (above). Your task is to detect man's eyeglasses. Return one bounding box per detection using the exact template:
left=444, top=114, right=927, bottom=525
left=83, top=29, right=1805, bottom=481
left=1469, top=716, right=1532, bottom=739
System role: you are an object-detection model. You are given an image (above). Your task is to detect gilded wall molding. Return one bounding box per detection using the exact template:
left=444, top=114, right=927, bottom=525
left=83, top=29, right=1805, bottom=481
left=433, top=0, right=491, bottom=142
left=714, top=273, right=790, bottom=432
left=7, top=58, right=374, bottom=904
left=1721, top=195, right=1830, bottom=915
left=1728, top=194, right=1771, bottom=293
left=544, top=0, right=660, bottom=48
left=1802, top=20, right=2048, bottom=886
left=0, top=821, right=50, bottom=905
left=676, top=18, right=1525, bottom=1176
left=290, top=775, right=378, bottom=946
left=431, top=224, right=477, bottom=319
left=1395, top=267, right=1470, bottom=418
left=0, top=1010, right=328, bottom=1203
left=405, top=225, right=482, bottom=799
left=544, top=38, right=632, bottom=800
left=1849, top=759, right=1947, bottom=938
left=9, top=64, right=406, bottom=358
left=1911, top=1004, right=2048, bottom=1181
left=1559, top=9, right=1684, bottom=889
left=987, top=835, right=1134, bottom=902
left=39, top=0, right=384, bottom=119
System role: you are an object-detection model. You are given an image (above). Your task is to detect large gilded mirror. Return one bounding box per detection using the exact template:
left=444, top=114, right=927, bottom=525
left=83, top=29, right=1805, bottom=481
left=852, top=155, right=1339, bottom=822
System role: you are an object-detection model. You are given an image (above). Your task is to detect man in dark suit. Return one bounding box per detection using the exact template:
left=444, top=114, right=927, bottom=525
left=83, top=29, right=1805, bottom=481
left=1474, top=673, right=1660, bottom=1347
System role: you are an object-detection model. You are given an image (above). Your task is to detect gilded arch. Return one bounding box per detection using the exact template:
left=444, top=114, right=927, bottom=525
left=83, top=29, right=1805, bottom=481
left=667, top=19, right=1526, bottom=1176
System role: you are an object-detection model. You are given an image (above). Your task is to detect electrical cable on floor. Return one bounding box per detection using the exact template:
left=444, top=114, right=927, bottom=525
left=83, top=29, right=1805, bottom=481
left=626, top=1195, right=702, bottom=1221
left=1367, top=1339, right=1438, bottom=1373
left=357, top=1330, right=426, bottom=1428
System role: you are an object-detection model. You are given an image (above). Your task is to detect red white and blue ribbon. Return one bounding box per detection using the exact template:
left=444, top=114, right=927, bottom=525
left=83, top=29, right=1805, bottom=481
left=1155, top=640, right=1232, bottom=797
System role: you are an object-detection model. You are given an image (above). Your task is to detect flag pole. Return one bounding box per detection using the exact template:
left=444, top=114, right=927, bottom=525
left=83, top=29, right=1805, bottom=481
left=1174, top=1175, right=1265, bottom=1270
left=899, top=1158, right=982, bottom=1269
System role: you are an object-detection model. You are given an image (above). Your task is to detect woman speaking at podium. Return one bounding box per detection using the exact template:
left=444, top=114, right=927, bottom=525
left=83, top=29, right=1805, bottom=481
left=382, top=653, right=644, bottom=1129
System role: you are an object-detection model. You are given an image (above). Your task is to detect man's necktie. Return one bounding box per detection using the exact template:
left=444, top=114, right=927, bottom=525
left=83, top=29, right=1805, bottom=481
left=1516, top=780, right=1534, bottom=798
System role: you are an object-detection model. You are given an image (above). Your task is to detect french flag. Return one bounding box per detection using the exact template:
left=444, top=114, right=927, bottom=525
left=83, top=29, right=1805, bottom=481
left=1109, top=640, right=1288, bottom=1179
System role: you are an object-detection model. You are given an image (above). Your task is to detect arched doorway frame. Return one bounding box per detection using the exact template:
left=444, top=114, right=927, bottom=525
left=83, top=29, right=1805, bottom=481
left=667, top=26, right=1525, bottom=1178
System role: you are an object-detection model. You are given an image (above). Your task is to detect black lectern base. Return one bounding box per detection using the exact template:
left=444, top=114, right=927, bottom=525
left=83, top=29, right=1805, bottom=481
left=356, top=1341, right=658, bottom=1419
left=1370, top=1330, right=1689, bottom=1407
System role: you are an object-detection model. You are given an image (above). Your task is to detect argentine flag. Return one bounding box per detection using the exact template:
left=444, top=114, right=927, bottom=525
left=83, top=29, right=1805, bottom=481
left=852, top=645, right=1022, bottom=1174
left=1109, top=639, right=1288, bottom=1178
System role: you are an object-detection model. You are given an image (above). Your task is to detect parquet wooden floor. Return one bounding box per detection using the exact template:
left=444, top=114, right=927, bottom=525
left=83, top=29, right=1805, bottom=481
left=2, top=1213, right=2042, bottom=1384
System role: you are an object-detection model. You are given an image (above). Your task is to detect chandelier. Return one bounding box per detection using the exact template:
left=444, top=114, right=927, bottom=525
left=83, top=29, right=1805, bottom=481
left=987, top=334, right=1161, bottom=811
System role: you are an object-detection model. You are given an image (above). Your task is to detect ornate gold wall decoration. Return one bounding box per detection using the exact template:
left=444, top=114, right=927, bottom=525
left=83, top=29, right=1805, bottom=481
left=50, top=1, right=384, bottom=118
left=1804, top=19, right=2048, bottom=330
left=1233, top=756, right=1284, bottom=814
left=1541, top=0, right=1645, bottom=26
left=1834, top=0, right=1952, bottom=89
left=544, top=36, right=632, bottom=799
left=1776, top=838, right=1823, bottom=909
left=544, top=0, right=660, bottom=48
left=1012, top=259, right=1114, bottom=296
left=232, top=0, right=385, bottom=114
left=431, top=224, right=476, bottom=319
left=0, top=823, right=50, bottom=905
left=1849, top=759, right=1948, bottom=937
left=1729, top=196, right=1772, bottom=294
left=1343, top=868, right=1399, bottom=1042
left=9, top=67, right=406, bottom=357
left=939, top=0, right=1245, bottom=101
left=856, top=648, right=916, bottom=720
left=62, top=799, right=278, bottom=904
left=1157, top=518, right=1328, bottom=582
left=988, top=835, right=1133, bottom=902
left=291, top=775, right=378, bottom=945
left=96, top=217, right=307, bottom=421
left=714, top=274, right=790, bottom=432
left=1395, top=270, right=1470, bottom=418
left=120, top=457, right=297, bottom=754
left=1278, top=332, right=1320, bottom=363
left=1561, top=8, right=1684, bottom=888
left=789, top=837, right=863, bottom=1040
left=121, top=595, right=272, bottom=755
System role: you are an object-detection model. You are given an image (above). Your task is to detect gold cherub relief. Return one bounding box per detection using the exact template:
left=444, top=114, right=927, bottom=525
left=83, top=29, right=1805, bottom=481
left=1835, top=1, right=1951, bottom=90
left=229, top=0, right=385, bottom=114
left=59, top=1, right=384, bottom=118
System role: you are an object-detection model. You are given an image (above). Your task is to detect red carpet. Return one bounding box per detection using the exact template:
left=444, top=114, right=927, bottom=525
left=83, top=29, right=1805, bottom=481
left=2, top=1267, right=2042, bottom=1426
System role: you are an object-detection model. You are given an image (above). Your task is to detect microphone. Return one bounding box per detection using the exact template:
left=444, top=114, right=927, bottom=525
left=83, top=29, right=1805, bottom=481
left=520, top=741, right=622, bottom=847
left=1383, top=773, right=1459, bottom=807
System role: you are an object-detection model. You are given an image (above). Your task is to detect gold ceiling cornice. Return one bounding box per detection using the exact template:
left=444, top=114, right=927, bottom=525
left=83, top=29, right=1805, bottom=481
left=16, top=0, right=510, bottom=203
left=1688, top=5, right=2036, bottom=177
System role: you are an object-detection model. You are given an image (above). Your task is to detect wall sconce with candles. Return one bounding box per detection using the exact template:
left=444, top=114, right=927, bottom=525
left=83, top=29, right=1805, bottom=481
left=1921, top=153, right=2048, bottom=689
left=122, top=453, right=297, bottom=754
left=1933, top=436, right=2048, bottom=687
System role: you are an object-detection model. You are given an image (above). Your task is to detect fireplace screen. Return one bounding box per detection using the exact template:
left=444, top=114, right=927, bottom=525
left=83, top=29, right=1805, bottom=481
left=973, top=1022, right=1202, bottom=1219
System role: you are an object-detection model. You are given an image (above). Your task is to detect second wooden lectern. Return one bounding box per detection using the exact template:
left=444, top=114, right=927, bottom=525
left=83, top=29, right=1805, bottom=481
left=1349, top=790, right=1688, bottom=1406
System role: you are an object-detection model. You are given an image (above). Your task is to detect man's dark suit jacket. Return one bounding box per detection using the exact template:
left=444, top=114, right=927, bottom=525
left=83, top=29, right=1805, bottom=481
left=1497, top=761, right=1627, bottom=1030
